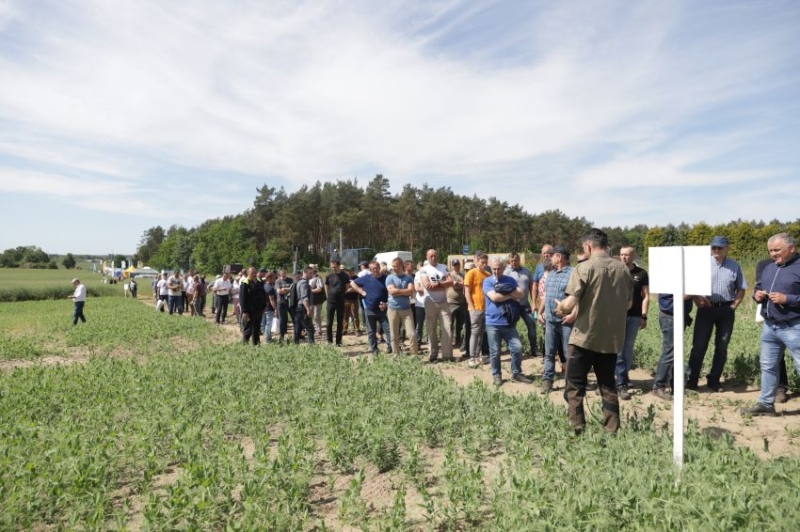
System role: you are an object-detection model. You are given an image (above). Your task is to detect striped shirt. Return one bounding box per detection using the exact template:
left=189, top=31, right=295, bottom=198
left=544, top=265, right=573, bottom=322
left=710, top=257, right=747, bottom=302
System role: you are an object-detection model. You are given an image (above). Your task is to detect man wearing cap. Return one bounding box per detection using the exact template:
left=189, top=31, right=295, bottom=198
left=742, top=233, right=800, bottom=416
left=447, top=258, right=470, bottom=357
left=325, top=259, right=351, bottom=346
left=274, top=268, right=293, bottom=344
left=68, top=278, right=87, bottom=325
left=615, top=246, right=650, bottom=400
left=687, top=236, right=747, bottom=391
left=464, top=253, right=491, bottom=367
left=539, top=245, right=575, bottom=394
left=505, top=252, right=538, bottom=356
left=308, top=265, right=326, bottom=335
left=530, top=244, right=554, bottom=354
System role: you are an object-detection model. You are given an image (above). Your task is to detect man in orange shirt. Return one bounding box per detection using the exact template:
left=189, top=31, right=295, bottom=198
left=464, top=253, right=491, bottom=368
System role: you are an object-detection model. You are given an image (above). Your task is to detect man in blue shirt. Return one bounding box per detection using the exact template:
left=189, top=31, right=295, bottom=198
left=742, top=233, right=800, bottom=416
left=483, top=258, right=534, bottom=387
left=687, top=236, right=747, bottom=391
left=351, top=261, right=391, bottom=355
left=386, top=257, right=419, bottom=356
left=539, top=245, right=575, bottom=394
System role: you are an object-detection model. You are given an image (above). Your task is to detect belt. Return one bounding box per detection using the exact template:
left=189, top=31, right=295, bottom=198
left=709, top=301, right=733, bottom=307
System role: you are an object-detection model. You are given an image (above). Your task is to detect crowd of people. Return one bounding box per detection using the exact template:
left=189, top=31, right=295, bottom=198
left=126, top=228, right=798, bottom=432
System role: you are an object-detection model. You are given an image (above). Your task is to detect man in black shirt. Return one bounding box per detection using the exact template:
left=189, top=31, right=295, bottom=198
left=615, top=246, right=650, bottom=400
left=325, top=259, right=351, bottom=346
left=240, top=267, right=267, bottom=346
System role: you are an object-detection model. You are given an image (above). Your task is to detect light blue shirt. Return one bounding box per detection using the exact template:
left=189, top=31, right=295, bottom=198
left=385, top=273, right=413, bottom=310
left=710, top=257, right=747, bottom=302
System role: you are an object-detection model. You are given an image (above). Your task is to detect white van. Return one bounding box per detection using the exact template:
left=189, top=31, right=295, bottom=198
left=373, top=251, right=413, bottom=268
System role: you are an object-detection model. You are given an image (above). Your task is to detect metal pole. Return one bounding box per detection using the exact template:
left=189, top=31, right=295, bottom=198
left=673, top=247, right=685, bottom=469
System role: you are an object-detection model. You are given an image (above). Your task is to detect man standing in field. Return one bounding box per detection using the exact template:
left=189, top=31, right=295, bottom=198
left=484, top=257, right=533, bottom=387
left=530, top=244, right=554, bottom=355
left=240, top=267, right=267, bottom=346
left=687, top=236, right=747, bottom=392
left=68, top=278, right=87, bottom=325
left=156, top=272, right=169, bottom=312
left=505, top=252, right=537, bottom=356
left=167, top=270, right=183, bottom=315
left=615, top=246, right=650, bottom=400
left=742, top=233, right=800, bottom=416
left=293, top=267, right=316, bottom=345
left=419, top=249, right=454, bottom=363
left=464, top=253, right=490, bottom=368
left=539, top=246, right=575, bottom=394
left=274, top=268, right=293, bottom=344
left=325, top=259, right=351, bottom=347
left=213, top=271, right=232, bottom=325
left=556, top=228, right=633, bottom=434
left=447, top=258, right=469, bottom=357
left=351, top=261, right=391, bottom=355
left=386, top=257, right=419, bottom=356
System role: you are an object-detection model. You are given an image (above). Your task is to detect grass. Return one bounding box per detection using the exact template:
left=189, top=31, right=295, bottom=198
left=0, top=268, right=123, bottom=302
left=0, top=268, right=796, bottom=530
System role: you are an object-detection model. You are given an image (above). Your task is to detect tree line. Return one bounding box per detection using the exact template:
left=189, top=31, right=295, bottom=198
left=132, top=175, right=799, bottom=274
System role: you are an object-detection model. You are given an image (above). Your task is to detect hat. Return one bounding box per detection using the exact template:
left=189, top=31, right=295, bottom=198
left=710, top=236, right=729, bottom=247
left=258, top=267, right=267, bottom=273
left=464, top=261, right=475, bottom=271
left=309, top=264, right=318, bottom=270
left=552, top=245, right=571, bottom=258
left=359, top=261, right=368, bottom=267
left=215, top=274, right=222, bottom=279
left=451, top=258, right=460, bottom=265
left=71, top=278, right=80, bottom=283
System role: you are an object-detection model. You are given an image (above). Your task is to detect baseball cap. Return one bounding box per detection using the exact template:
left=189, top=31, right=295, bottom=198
left=451, top=258, right=460, bottom=265
left=258, top=267, right=267, bottom=273
left=710, top=236, right=729, bottom=247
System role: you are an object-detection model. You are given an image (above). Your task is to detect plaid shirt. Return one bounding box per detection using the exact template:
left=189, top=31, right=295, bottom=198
left=544, top=265, right=573, bottom=322
left=710, top=257, right=747, bottom=302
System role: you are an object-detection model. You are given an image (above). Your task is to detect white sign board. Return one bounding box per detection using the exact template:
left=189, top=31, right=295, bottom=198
left=648, top=246, right=712, bottom=469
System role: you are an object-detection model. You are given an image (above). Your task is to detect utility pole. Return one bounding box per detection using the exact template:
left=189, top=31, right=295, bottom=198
left=338, top=228, right=343, bottom=258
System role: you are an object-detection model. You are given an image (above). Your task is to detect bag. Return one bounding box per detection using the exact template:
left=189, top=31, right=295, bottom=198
left=755, top=303, right=764, bottom=324
left=311, top=277, right=327, bottom=305
left=288, top=281, right=300, bottom=312
left=271, top=316, right=280, bottom=334
left=156, top=299, right=165, bottom=311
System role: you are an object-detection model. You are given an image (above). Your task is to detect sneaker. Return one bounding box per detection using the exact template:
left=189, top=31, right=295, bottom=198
left=481, top=356, right=490, bottom=365
left=776, top=388, right=789, bottom=404
left=468, top=359, right=480, bottom=369
left=686, top=380, right=699, bottom=392
left=429, top=354, right=438, bottom=363
left=706, top=380, right=722, bottom=392
left=652, top=388, right=672, bottom=401
left=512, top=373, right=533, bottom=384
left=335, top=343, right=343, bottom=348
left=493, top=375, right=503, bottom=387
left=387, top=347, right=393, bottom=354
left=540, top=380, right=553, bottom=394
left=741, top=403, right=777, bottom=417
left=618, top=387, right=632, bottom=401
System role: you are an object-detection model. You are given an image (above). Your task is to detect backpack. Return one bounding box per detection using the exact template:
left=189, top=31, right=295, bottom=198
left=287, top=280, right=301, bottom=312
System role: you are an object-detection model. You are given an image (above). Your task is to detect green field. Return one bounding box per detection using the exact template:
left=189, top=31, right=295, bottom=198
left=0, top=268, right=124, bottom=302
left=1, top=271, right=797, bottom=530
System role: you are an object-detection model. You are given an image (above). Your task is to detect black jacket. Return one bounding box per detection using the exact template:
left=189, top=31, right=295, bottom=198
left=240, top=277, right=267, bottom=314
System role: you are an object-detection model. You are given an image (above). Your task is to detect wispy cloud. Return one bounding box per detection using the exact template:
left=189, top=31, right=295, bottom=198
left=0, top=0, right=798, bottom=252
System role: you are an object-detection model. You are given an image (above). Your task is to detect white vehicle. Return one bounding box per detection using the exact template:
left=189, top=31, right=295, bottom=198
left=372, top=251, right=413, bottom=267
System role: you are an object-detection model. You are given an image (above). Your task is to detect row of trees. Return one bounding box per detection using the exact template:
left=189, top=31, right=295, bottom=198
left=134, top=175, right=800, bottom=274
left=0, top=246, right=70, bottom=269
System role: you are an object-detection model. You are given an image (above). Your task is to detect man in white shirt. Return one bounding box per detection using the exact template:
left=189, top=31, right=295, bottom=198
left=213, top=272, right=232, bottom=324
left=419, top=249, right=454, bottom=362
left=156, top=272, right=169, bottom=313
left=68, top=278, right=87, bottom=325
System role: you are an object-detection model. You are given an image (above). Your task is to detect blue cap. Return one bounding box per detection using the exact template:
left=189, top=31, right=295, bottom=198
left=710, top=236, right=729, bottom=247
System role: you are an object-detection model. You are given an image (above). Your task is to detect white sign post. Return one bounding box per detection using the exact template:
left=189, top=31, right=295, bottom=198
left=648, top=246, right=711, bottom=468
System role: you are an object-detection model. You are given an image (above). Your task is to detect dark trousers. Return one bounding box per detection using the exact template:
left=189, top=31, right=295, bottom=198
left=215, top=294, right=230, bottom=324
left=242, top=310, right=264, bottom=345
left=415, top=305, right=426, bottom=345
left=450, top=302, right=469, bottom=351
left=327, top=299, right=345, bottom=344
left=278, top=303, right=290, bottom=337
left=565, top=345, right=620, bottom=433
left=687, top=305, right=735, bottom=386
left=73, top=301, right=86, bottom=325
left=520, top=309, right=538, bottom=354
left=294, top=307, right=315, bottom=344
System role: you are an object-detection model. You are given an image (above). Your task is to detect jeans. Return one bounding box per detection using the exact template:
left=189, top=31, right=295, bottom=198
left=615, top=316, right=642, bottom=388
left=388, top=307, right=418, bottom=355
left=486, top=324, right=523, bottom=377
left=365, top=308, right=391, bottom=353
left=450, top=302, right=469, bottom=348
left=327, top=299, right=345, bottom=344
left=520, top=309, right=538, bottom=354
left=424, top=299, right=453, bottom=360
left=72, top=301, right=86, bottom=325
left=653, top=313, right=677, bottom=390
left=687, top=305, right=736, bottom=385
left=544, top=320, right=572, bottom=382
left=168, top=294, right=183, bottom=315
left=565, top=346, right=620, bottom=433
left=215, top=294, right=229, bottom=324
left=415, top=305, right=426, bottom=345
left=193, top=295, right=203, bottom=317
left=757, top=319, right=800, bottom=406
left=260, top=309, right=275, bottom=341
left=278, top=303, right=290, bottom=337
left=294, top=306, right=315, bottom=345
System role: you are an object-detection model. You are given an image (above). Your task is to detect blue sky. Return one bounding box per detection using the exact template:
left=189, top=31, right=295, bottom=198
left=1, top=0, right=798, bottom=255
